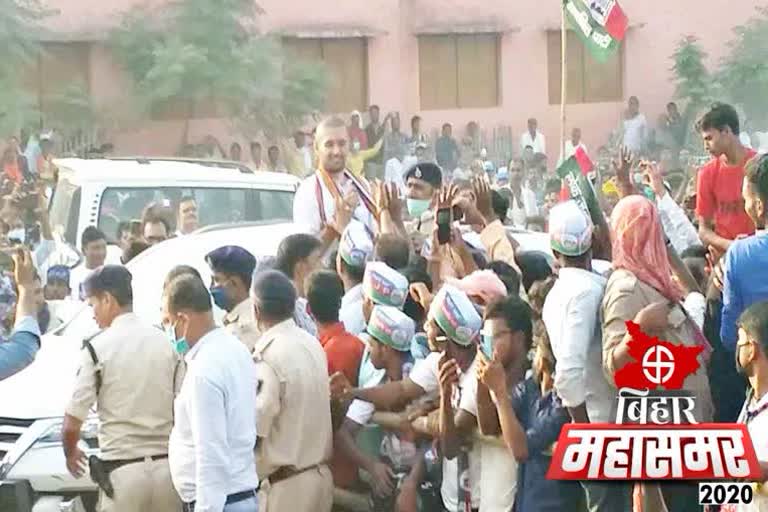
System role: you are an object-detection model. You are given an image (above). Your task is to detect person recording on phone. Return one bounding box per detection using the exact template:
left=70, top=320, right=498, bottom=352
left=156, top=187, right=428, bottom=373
left=0, top=248, right=42, bottom=381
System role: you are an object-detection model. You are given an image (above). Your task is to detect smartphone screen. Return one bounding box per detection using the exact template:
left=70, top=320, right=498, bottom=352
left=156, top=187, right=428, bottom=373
left=436, top=208, right=451, bottom=245
left=480, top=331, right=493, bottom=360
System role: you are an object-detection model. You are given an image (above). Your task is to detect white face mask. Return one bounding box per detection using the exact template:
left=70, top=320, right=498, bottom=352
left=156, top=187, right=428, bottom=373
left=7, top=228, right=25, bottom=243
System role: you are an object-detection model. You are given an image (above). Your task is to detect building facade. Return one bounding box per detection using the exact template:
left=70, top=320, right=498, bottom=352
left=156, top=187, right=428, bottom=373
left=35, top=0, right=764, bottom=159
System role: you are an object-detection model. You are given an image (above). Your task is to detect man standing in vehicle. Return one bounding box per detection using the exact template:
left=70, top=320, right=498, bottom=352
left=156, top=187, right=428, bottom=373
left=293, top=116, right=376, bottom=250
left=62, top=266, right=181, bottom=512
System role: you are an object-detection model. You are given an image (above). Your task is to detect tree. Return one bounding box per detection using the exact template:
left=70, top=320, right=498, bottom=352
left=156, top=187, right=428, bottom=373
left=0, top=0, right=46, bottom=135
left=110, top=0, right=328, bottom=146
left=0, top=0, right=102, bottom=144
left=669, top=35, right=718, bottom=150
left=716, top=5, right=768, bottom=127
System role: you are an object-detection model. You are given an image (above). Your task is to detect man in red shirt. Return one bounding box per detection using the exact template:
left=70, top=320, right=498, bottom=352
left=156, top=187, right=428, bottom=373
left=308, top=269, right=365, bottom=384
left=696, top=103, right=757, bottom=253
left=306, top=269, right=365, bottom=488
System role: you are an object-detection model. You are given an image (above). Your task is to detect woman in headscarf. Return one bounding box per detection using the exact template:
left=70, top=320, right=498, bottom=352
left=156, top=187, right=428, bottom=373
left=602, top=195, right=713, bottom=512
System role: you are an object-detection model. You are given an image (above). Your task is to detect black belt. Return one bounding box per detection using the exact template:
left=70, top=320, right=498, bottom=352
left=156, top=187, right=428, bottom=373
left=183, top=488, right=258, bottom=512
left=101, top=454, right=168, bottom=473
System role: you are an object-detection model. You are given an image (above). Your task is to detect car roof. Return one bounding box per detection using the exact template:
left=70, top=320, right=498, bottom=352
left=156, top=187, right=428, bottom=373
left=53, top=158, right=300, bottom=188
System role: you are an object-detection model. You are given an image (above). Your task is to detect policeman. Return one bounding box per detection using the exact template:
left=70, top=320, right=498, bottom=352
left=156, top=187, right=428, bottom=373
left=205, top=245, right=259, bottom=351
left=251, top=270, right=334, bottom=512
left=62, top=265, right=181, bottom=512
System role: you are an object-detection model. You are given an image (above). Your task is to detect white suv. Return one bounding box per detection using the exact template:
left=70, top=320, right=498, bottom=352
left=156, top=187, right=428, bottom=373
left=47, top=158, right=299, bottom=251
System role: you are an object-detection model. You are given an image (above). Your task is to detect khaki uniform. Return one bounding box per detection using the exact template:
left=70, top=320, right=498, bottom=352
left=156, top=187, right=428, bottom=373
left=252, top=319, right=333, bottom=512
left=223, top=297, right=260, bottom=352
left=66, top=313, right=182, bottom=512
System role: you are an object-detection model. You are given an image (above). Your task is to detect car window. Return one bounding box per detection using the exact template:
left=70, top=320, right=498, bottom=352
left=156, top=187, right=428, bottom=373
left=97, top=187, right=293, bottom=239
left=48, top=178, right=81, bottom=245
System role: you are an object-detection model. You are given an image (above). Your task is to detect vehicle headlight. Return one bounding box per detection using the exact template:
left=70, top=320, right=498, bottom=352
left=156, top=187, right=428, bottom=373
left=35, top=416, right=99, bottom=447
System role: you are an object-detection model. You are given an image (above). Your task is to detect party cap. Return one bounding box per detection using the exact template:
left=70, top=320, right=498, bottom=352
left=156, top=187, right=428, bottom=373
left=548, top=200, right=594, bottom=257
left=368, top=305, right=416, bottom=352
left=339, top=220, right=373, bottom=268
left=363, top=262, right=409, bottom=308
left=428, top=284, right=482, bottom=346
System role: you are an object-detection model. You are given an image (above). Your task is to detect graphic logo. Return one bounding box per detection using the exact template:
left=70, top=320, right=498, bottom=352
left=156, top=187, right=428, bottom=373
left=547, top=322, right=761, bottom=485
left=613, top=322, right=703, bottom=390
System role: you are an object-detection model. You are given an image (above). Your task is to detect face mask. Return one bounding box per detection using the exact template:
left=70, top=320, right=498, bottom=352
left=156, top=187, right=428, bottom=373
left=406, top=198, right=430, bottom=218
left=352, top=141, right=361, bottom=152
left=166, top=322, right=189, bottom=355
left=209, top=285, right=231, bottom=311
left=7, top=228, right=25, bottom=243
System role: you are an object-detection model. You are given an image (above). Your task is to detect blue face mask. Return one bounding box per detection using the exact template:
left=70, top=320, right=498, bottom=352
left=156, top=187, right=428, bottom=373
left=166, top=322, right=189, bottom=355
left=209, top=285, right=231, bottom=311
left=406, top=198, right=430, bottom=218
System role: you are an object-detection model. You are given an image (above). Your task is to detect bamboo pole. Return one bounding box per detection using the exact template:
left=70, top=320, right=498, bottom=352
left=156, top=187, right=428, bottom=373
left=560, top=0, right=568, bottom=162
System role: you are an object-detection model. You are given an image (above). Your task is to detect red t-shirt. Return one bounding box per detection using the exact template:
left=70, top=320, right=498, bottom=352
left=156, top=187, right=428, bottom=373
left=695, top=150, right=757, bottom=241
left=318, top=322, right=366, bottom=488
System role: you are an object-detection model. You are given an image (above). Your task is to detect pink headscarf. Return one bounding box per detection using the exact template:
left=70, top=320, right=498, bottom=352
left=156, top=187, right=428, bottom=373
left=446, top=270, right=508, bottom=306
left=610, top=196, right=683, bottom=302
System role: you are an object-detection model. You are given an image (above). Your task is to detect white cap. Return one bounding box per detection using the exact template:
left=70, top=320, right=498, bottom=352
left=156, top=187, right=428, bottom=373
left=548, top=200, right=593, bottom=257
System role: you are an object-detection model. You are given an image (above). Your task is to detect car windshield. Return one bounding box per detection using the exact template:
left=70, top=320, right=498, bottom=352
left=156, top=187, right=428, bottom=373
left=48, top=178, right=81, bottom=245
left=97, top=186, right=293, bottom=242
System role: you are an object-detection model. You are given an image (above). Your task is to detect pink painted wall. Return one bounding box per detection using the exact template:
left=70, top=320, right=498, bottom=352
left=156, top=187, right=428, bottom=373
left=44, top=0, right=764, bottom=158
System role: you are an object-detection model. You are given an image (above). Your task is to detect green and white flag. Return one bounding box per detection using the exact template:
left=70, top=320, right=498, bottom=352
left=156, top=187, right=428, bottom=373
left=556, top=147, right=606, bottom=228
left=563, top=0, right=628, bottom=62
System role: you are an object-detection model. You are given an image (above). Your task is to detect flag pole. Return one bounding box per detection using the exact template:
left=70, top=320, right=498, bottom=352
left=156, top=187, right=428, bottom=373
left=560, top=0, right=568, bottom=164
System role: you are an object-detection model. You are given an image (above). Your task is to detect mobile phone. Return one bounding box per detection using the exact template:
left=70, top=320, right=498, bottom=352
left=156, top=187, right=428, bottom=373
left=451, top=204, right=463, bottom=221
left=436, top=208, right=451, bottom=245
left=480, top=331, right=493, bottom=360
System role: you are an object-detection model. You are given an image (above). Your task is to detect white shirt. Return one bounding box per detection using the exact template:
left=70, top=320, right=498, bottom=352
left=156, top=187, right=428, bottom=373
left=293, top=171, right=375, bottom=236
left=520, top=131, right=546, bottom=155
left=294, top=297, right=318, bottom=337
left=339, top=284, right=365, bottom=335
left=384, top=157, right=405, bottom=193
left=300, top=146, right=314, bottom=174
left=168, top=327, right=258, bottom=511
left=407, top=352, right=483, bottom=508
left=480, top=442, right=517, bottom=512
left=507, top=186, right=539, bottom=228
left=622, top=114, right=648, bottom=153
left=735, top=391, right=768, bottom=512
left=441, top=359, right=482, bottom=510
left=69, top=264, right=97, bottom=300
left=409, top=351, right=440, bottom=393
left=656, top=192, right=701, bottom=255
left=543, top=267, right=615, bottom=423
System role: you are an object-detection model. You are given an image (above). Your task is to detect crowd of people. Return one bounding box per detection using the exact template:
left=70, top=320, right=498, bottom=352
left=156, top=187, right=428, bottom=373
left=0, top=99, right=767, bottom=512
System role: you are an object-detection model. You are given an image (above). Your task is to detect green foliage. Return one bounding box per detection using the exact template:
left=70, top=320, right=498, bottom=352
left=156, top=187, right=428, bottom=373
left=0, top=0, right=44, bottom=134
left=0, top=0, right=101, bottom=136
left=669, top=35, right=718, bottom=150
left=671, top=36, right=714, bottom=115
left=716, top=5, right=768, bottom=126
left=110, top=0, right=327, bottom=137
left=671, top=6, right=768, bottom=142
